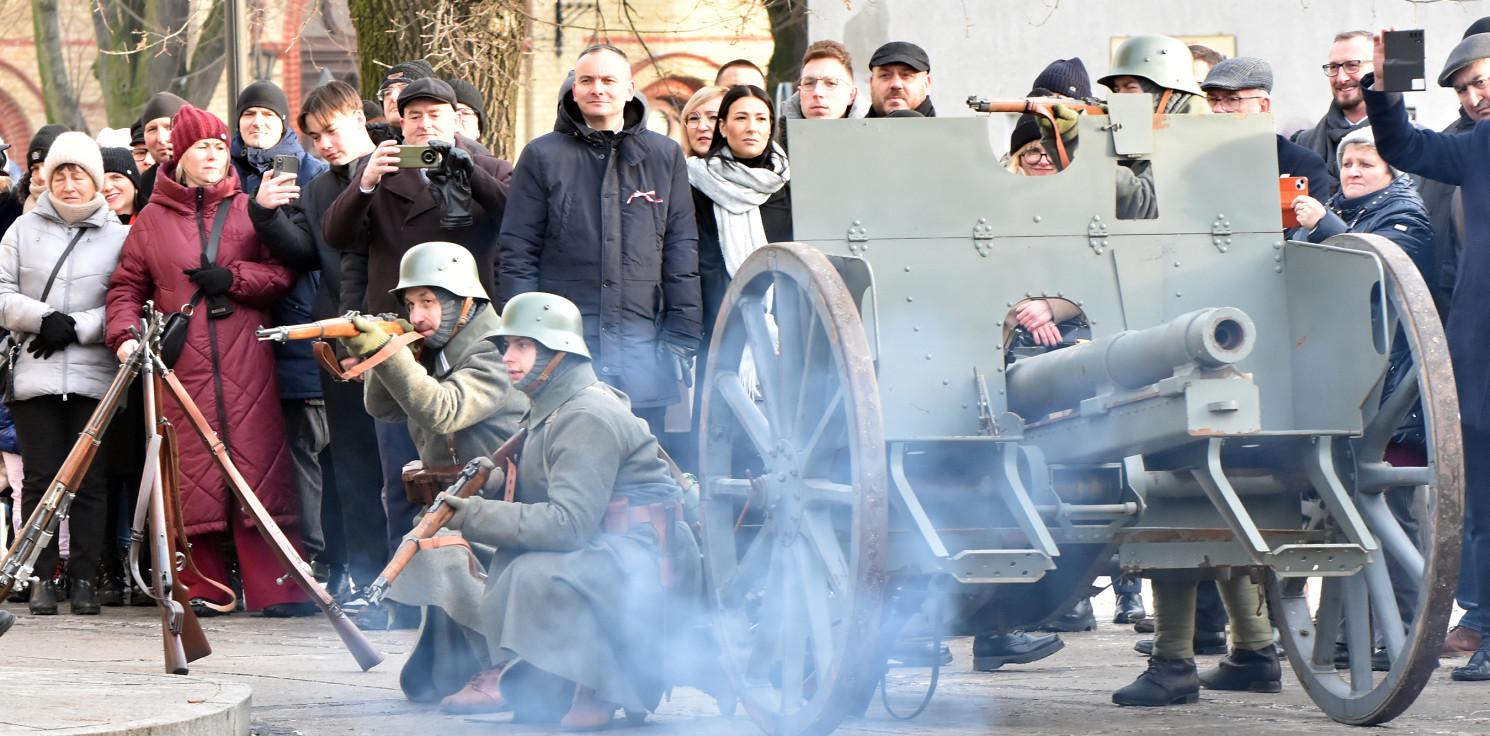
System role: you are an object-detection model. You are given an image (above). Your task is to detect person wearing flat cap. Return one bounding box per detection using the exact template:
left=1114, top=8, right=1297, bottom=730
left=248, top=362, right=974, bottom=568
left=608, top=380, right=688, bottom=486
left=322, top=76, right=514, bottom=616
left=1414, top=18, right=1490, bottom=319
left=1360, top=24, right=1490, bottom=683
left=1201, top=57, right=1329, bottom=210
left=867, top=41, right=934, bottom=117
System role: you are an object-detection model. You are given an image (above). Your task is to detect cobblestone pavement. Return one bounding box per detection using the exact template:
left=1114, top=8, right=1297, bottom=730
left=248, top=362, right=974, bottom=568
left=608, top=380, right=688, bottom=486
left=4, top=592, right=1490, bottom=735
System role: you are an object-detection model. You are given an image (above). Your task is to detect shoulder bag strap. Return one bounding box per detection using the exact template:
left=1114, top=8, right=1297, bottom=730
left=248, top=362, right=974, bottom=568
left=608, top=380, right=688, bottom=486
left=183, top=193, right=236, bottom=310
left=39, top=227, right=89, bottom=304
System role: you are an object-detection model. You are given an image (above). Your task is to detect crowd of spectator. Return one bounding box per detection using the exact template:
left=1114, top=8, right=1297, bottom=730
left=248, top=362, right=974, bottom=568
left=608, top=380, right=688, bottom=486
left=1, top=14, right=1489, bottom=714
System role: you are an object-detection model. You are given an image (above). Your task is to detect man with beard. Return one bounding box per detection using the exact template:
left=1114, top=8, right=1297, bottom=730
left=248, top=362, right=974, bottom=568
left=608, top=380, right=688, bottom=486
left=867, top=41, right=934, bottom=117
left=1292, top=31, right=1375, bottom=196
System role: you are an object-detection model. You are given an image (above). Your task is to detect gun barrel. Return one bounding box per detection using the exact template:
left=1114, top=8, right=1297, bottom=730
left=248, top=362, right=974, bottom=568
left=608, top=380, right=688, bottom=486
left=255, top=326, right=288, bottom=342
left=1006, top=307, right=1256, bottom=420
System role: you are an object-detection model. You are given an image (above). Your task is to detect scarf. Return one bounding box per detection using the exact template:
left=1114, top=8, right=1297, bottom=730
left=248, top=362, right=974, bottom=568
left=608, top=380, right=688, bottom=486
left=687, top=143, right=790, bottom=277
left=51, top=193, right=106, bottom=225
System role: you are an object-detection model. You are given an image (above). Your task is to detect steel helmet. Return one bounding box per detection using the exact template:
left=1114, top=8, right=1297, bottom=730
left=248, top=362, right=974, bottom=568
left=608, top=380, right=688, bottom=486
left=390, top=242, right=488, bottom=299
left=1098, top=35, right=1203, bottom=96
left=495, top=292, right=591, bottom=358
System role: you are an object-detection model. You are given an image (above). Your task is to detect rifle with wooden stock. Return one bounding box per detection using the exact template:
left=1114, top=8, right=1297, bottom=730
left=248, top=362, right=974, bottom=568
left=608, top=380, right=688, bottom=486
left=155, top=365, right=385, bottom=671
left=363, top=428, right=527, bottom=606
left=254, top=313, right=410, bottom=343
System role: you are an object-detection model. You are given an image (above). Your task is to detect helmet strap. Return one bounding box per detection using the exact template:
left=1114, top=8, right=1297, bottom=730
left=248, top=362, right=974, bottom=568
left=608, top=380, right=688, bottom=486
left=445, top=296, right=475, bottom=343
left=1156, top=88, right=1173, bottom=114
left=520, top=351, right=568, bottom=396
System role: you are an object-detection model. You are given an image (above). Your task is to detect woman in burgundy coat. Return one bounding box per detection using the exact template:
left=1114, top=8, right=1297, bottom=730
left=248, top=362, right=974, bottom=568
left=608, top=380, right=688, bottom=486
left=106, top=105, right=311, bottom=616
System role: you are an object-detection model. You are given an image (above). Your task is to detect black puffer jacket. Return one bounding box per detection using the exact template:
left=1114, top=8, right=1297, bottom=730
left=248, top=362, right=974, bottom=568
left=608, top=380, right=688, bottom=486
left=499, top=76, right=700, bottom=407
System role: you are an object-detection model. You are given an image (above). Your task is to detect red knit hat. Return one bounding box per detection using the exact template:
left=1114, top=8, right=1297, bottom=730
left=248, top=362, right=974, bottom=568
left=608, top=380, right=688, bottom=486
left=170, top=104, right=229, bottom=156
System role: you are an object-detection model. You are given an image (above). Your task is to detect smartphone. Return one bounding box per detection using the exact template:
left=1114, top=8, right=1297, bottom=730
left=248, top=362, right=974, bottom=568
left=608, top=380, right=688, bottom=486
left=395, top=145, right=441, bottom=169
left=1381, top=29, right=1427, bottom=92
left=271, top=154, right=299, bottom=180
left=1280, top=176, right=1307, bottom=228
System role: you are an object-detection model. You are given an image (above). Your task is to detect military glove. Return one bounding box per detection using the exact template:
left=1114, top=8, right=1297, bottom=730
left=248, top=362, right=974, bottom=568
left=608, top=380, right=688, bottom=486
left=339, top=315, right=392, bottom=358
left=439, top=492, right=481, bottom=531
left=1035, top=103, right=1081, bottom=144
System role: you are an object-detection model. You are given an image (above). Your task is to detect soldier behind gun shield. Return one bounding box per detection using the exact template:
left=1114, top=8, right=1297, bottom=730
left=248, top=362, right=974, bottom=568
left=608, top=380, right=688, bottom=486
left=377, top=291, right=700, bottom=728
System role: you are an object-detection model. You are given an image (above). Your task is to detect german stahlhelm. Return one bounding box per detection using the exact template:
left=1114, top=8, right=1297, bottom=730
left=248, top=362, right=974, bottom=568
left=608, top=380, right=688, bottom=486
left=390, top=241, right=487, bottom=299
left=1099, top=35, right=1204, bottom=96
left=494, top=292, right=591, bottom=358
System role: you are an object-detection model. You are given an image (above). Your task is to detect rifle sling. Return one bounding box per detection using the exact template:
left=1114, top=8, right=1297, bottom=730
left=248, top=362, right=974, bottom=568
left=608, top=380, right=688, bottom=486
left=342, top=331, right=422, bottom=380
left=415, top=536, right=487, bottom=582
left=161, top=419, right=235, bottom=612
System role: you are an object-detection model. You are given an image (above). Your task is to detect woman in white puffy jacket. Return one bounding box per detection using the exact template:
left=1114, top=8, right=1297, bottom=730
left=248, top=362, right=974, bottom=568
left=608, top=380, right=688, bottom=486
left=0, top=132, right=126, bottom=616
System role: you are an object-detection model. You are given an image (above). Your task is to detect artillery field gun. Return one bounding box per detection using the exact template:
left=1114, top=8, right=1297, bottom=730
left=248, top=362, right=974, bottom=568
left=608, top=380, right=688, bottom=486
left=696, top=98, right=1460, bottom=735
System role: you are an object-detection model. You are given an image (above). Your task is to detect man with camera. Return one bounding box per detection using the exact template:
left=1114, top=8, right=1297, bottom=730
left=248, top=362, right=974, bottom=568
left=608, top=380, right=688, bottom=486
left=323, top=76, right=514, bottom=628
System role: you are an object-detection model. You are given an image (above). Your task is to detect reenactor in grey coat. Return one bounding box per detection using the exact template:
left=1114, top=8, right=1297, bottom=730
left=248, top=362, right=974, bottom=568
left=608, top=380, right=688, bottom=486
left=420, top=292, right=697, bottom=728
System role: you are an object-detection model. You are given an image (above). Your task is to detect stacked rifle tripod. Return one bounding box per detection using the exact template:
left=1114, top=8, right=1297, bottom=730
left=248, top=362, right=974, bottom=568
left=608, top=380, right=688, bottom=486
left=0, top=305, right=384, bottom=673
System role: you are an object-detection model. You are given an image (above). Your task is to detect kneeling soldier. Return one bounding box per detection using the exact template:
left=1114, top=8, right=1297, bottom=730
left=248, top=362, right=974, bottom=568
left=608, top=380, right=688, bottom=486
left=433, top=292, right=697, bottom=728
left=338, top=241, right=528, bottom=700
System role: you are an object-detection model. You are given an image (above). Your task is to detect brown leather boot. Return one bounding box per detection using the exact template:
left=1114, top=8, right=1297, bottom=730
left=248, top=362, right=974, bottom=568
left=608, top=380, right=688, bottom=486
left=439, top=667, right=507, bottom=714
left=560, top=686, right=618, bottom=731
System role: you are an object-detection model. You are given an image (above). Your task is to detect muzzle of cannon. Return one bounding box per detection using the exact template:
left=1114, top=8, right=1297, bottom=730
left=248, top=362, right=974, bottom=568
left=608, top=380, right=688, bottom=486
left=1006, top=307, right=1257, bottom=420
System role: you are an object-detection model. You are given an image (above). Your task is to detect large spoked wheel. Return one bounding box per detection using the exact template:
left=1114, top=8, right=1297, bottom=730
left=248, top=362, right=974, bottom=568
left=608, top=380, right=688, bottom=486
left=1268, top=233, right=1463, bottom=725
left=699, top=243, right=888, bottom=736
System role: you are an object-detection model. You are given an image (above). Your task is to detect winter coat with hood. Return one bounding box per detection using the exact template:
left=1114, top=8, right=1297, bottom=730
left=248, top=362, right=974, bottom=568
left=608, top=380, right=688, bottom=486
left=233, top=128, right=330, bottom=400
left=105, top=161, right=298, bottom=536
left=0, top=192, right=126, bottom=402
left=498, top=75, right=701, bottom=408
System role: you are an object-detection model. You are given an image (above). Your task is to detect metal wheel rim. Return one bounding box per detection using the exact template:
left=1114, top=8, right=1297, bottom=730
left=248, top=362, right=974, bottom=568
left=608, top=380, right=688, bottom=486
left=1268, top=232, right=1463, bottom=725
left=699, top=243, right=888, bottom=736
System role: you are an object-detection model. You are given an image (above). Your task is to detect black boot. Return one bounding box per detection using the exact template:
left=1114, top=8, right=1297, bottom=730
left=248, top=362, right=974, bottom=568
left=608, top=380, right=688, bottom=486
left=972, top=630, right=1064, bottom=671
left=0, top=609, right=14, bottom=636
left=327, top=564, right=353, bottom=601
left=28, top=580, right=58, bottom=615
left=1113, top=658, right=1200, bottom=706
left=1036, top=598, right=1096, bottom=632
left=1200, top=647, right=1281, bottom=692
left=1452, top=644, right=1490, bottom=681
left=97, top=550, right=125, bottom=607
left=70, top=578, right=101, bottom=615
left=1135, top=629, right=1228, bottom=656
left=1114, top=592, right=1147, bottom=624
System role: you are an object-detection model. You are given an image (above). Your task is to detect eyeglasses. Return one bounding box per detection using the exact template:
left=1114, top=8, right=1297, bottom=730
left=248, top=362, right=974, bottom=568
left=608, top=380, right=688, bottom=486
left=1454, top=75, right=1490, bottom=95
left=1020, top=148, right=1052, bottom=163
left=799, top=76, right=847, bottom=91
left=1205, top=94, right=1268, bottom=111
left=685, top=112, right=718, bottom=127
left=457, top=105, right=478, bottom=117
left=1321, top=60, right=1369, bottom=76
left=378, top=82, right=408, bottom=101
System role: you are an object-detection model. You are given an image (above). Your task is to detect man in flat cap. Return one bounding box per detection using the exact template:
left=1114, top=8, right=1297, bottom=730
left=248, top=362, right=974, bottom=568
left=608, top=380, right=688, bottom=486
left=1202, top=57, right=1329, bottom=203
left=867, top=41, right=934, bottom=117
left=1361, top=25, right=1490, bottom=682
left=1407, top=18, right=1490, bottom=661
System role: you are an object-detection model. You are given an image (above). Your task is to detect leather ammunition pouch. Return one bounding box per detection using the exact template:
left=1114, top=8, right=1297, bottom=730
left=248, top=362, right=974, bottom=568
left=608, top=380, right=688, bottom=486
left=402, top=461, right=466, bottom=506
left=603, top=498, right=681, bottom=588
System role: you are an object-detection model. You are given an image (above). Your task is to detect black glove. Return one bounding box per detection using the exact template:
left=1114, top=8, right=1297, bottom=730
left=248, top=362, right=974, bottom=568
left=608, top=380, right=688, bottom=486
left=427, top=141, right=474, bottom=229
left=184, top=260, right=234, bottom=297
left=658, top=339, right=697, bottom=389
left=26, top=312, right=76, bottom=360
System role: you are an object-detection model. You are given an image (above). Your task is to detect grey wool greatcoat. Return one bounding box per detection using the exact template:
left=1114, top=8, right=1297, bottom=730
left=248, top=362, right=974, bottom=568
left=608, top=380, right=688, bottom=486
left=362, top=304, right=526, bottom=469
left=397, top=359, right=692, bottom=715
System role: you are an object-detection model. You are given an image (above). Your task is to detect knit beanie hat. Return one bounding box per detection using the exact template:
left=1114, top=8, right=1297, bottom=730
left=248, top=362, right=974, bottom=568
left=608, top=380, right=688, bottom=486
left=448, top=79, right=485, bottom=134
left=380, top=60, right=436, bottom=91
left=27, top=124, right=69, bottom=169
left=100, top=147, right=141, bottom=189
left=95, top=127, right=131, bottom=148
left=129, top=118, right=146, bottom=146
left=1032, top=58, right=1092, bottom=99
left=41, top=131, right=105, bottom=189
left=362, top=100, right=384, bottom=121
left=140, top=91, right=188, bottom=126
left=170, top=104, right=230, bottom=158
left=1337, top=126, right=1399, bottom=178
left=234, top=80, right=290, bottom=131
